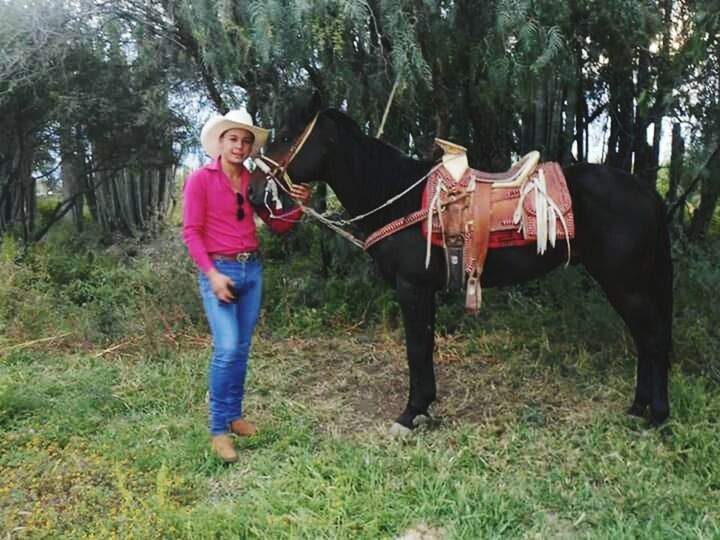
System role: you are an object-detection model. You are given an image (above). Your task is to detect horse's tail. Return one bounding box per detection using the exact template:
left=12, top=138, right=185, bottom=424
left=654, top=200, right=674, bottom=365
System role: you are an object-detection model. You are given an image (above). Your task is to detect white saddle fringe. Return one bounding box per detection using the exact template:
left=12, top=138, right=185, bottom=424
left=513, top=170, right=572, bottom=264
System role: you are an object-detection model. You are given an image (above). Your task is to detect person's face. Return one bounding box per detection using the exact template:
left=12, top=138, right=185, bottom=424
left=219, top=127, right=254, bottom=165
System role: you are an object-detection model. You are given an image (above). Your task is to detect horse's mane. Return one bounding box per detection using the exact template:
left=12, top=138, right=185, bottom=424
left=323, top=109, right=428, bottom=165
left=322, top=109, right=435, bottom=211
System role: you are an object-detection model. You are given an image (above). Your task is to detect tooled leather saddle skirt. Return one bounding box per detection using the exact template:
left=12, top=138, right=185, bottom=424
left=420, top=160, right=575, bottom=312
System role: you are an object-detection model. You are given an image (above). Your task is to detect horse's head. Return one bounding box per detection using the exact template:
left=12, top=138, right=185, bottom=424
left=248, top=91, right=326, bottom=210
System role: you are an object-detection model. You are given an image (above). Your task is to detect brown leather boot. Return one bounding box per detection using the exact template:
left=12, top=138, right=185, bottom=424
left=210, top=435, right=238, bottom=463
left=230, top=418, right=257, bottom=437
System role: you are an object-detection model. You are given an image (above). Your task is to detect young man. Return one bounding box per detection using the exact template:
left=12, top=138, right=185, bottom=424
left=182, top=109, right=310, bottom=463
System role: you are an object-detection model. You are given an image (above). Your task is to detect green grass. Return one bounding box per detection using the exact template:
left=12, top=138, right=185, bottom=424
left=2, top=335, right=719, bottom=538
left=1, top=227, right=719, bottom=538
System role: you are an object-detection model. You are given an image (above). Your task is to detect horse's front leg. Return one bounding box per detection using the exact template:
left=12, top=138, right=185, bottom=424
left=391, top=275, right=437, bottom=434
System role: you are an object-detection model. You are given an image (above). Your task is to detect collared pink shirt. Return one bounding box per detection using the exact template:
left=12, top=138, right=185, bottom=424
left=182, top=157, right=302, bottom=273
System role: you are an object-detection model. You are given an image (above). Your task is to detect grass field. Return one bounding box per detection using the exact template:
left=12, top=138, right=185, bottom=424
left=3, top=332, right=719, bottom=538
left=1, top=230, right=719, bottom=538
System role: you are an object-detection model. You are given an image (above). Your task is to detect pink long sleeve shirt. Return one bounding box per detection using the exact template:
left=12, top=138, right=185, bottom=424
left=182, top=157, right=302, bottom=273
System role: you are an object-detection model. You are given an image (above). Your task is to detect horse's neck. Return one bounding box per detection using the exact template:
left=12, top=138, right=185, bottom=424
left=324, top=133, right=431, bottom=234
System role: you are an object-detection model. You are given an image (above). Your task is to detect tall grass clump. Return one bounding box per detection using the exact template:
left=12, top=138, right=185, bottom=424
left=0, top=226, right=202, bottom=354
left=258, top=225, right=402, bottom=335
left=2, top=219, right=719, bottom=382
left=672, top=240, right=720, bottom=382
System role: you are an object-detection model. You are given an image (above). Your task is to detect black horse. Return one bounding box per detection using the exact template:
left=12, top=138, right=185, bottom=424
left=249, top=94, right=673, bottom=431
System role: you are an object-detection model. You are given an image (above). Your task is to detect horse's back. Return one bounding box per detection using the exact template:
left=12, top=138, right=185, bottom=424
left=565, top=163, right=665, bottom=227
left=564, top=163, right=667, bottom=268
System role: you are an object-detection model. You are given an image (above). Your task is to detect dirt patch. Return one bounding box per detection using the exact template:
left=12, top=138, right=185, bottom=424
left=395, top=522, right=446, bottom=540
left=254, top=332, right=622, bottom=436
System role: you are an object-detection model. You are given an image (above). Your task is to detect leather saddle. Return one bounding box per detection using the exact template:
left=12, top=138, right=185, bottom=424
left=422, top=152, right=574, bottom=313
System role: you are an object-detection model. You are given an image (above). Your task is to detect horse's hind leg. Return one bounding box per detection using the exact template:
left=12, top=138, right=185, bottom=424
left=625, top=292, right=670, bottom=424
left=604, top=283, right=671, bottom=426
left=617, top=228, right=673, bottom=426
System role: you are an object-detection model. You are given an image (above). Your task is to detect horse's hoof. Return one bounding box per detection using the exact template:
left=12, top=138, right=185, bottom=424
left=626, top=403, right=647, bottom=419
left=654, top=422, right=673, bottom=438
left=412, top=414, right=431, bottom=428
left=648, top=412, right=670, bottom=430
left=389, top=422, right=412, bottom=438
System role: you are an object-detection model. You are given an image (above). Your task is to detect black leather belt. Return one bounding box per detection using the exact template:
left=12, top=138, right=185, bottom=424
left=209, top=252, right=259, bottom=263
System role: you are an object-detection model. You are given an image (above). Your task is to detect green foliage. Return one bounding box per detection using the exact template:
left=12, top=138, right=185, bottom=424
left=0, top=382, right=45, bottom=428
left=0, top=0, right=189, bottom=240
left=3, top=222, right=719, bottom=384
left=1, top=0, right=719, bottom=241
left=673, top=241, right=720, bottom=382
left=258, top=224, right=401, bottom=335
left=2, top=310, right=720, bottom=537
left=0, top=225, right=201, bottom=349
left=1, top=223, right=720, bottom=538
left=3, top=0, right=720, bottom=241
left=35, top=196, right=61, bottom=229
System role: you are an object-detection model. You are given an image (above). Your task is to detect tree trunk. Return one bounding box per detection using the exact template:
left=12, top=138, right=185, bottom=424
left=575, top=86, right=586, bottom=162
left=651, top=0, right=673, bottom=169
left=547, top=78, right=564, bottom=161
left=563, top=79, right=577, bottom=164
left=85, top=168, right=99, bottom=222
left=606, top=46, right=635, bottom=171
left=633, top=49, right=657, bottom=186
left=18, top=147, right=35, bottom=242
left=534, top=81, right=547, bottom=155
left=0, top=130, right=22, bottom=234
left=688, top=145, right=720, bottom=241
left=60, top=124, right=84, bottom=231
left=667, top=123, right=685, bottom=233
left=668, top=123, right=684, bottom=207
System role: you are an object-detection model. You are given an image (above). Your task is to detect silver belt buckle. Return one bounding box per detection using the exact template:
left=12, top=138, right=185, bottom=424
left=235, top=252, right=252, bottom=262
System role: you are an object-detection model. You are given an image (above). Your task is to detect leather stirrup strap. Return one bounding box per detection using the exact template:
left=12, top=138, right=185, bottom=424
left=465, top=182, right=492, bottom=314
left=472, top=182, right=492, bottom=275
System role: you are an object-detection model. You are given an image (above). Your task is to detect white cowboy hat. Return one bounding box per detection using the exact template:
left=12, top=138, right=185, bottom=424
left=200, top=109, right=270, bottom=158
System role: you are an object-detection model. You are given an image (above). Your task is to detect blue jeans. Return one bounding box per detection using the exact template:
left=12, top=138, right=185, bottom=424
left=199, top=259, right=262, bottom=435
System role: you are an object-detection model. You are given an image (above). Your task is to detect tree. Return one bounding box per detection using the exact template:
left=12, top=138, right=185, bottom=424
left=0, top=0, right=74, bottom=240
left=2, top=0, right=718, bottom=244
left=0, top=0, right=186, bottom=241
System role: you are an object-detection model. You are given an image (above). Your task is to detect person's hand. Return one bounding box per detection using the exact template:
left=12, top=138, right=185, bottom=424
left=206, top=268, right=236, bottom=302
left=290, top=183, right=311, bottom=206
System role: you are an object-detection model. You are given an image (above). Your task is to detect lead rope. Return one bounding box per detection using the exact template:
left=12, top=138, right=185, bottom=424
left=253, top=145, right=472, bottom=251
left=256, top=177, right=366, bottom=251
left=254, top=156, right=449, bottom=237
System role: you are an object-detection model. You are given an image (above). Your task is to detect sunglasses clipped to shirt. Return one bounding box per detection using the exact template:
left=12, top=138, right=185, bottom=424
left=236, top=192, right=245, bottom=221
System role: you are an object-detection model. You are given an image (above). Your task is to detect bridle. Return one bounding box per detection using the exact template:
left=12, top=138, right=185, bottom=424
left=252, top=111, right=446, bottom=250
left=253, top=113, right=319, bottom=192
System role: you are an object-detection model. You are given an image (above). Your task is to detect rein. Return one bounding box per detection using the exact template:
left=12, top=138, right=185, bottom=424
left=254, top=112, right=450, bottom=250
